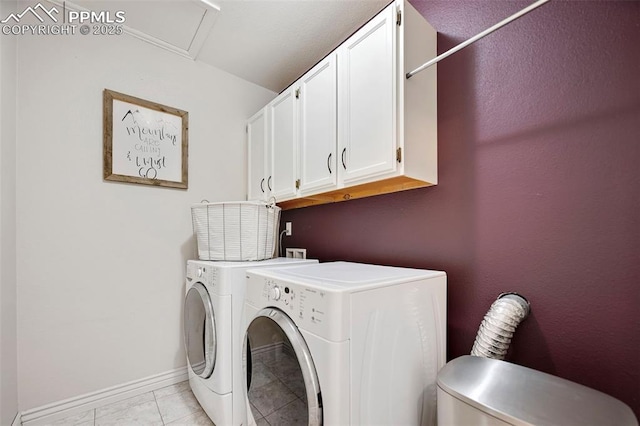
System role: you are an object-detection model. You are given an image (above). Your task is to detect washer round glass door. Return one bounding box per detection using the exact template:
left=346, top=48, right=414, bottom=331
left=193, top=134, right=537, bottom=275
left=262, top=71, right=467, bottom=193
left=244, top=308, right=322, bottom=425
left=184, top=282, right=216, bottom=378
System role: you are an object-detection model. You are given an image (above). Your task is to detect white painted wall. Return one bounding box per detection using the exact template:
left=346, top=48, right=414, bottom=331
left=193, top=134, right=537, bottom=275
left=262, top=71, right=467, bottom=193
left=16, top=31, right=275, bottom=409
left=0, top=0, right=19, bottom=423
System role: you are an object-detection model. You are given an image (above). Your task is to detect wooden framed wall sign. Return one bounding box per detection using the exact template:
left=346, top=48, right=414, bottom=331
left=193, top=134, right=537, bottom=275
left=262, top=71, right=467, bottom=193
left=103, top=89, right=189, bottom=189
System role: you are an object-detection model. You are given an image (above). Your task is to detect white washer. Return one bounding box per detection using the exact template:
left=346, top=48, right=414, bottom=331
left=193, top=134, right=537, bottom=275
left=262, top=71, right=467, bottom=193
left=242, top=261, right=447, bottom=426
left=184, top=257, right=317, bottom=426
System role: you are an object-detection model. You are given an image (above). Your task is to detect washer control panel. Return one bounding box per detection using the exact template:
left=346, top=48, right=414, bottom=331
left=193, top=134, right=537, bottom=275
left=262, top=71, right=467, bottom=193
left=247, top=274, right=346, bottom=342
left=263, top=279, right=301, bottom=309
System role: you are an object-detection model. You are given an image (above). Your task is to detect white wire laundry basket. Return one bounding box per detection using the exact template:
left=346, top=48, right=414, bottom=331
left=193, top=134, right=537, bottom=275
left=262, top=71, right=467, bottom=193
left=191, top=201, right=281, bottom=261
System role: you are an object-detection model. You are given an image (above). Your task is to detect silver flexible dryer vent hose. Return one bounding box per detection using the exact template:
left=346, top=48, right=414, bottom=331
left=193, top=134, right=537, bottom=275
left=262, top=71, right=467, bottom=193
left=471, top=292, right=530, bottom=360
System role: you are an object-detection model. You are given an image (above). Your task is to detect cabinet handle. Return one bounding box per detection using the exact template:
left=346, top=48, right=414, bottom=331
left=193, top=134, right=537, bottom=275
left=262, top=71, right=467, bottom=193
left=260, top=178, right=265, bottom=193
left=267, top=176, right=272, bottom=191
left=327, top=153, right=332, bottom=174
left=341, top=148, right=347, bottom=170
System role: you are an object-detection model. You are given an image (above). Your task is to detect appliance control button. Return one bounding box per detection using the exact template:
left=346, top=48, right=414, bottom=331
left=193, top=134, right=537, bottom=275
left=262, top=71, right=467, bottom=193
left=269, top=286, right=281, bottom=301
left=197, top=268, right=203, bottom=278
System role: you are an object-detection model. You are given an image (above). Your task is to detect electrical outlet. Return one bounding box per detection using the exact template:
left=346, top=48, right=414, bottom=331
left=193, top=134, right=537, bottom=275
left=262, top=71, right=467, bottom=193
left=285, top=222, right=292, bottom=236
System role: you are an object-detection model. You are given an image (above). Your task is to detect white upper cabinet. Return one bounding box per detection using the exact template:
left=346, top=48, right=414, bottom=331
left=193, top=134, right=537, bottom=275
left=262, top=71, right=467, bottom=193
left=247, top=0, right=437, bottom=209
left=268, top=87, right=298, bottom=201
left=247, top=108, right=268, bottom=201
left=298, top=53, right=338, bottom=196
left=338, top=5, right=397, bottom=186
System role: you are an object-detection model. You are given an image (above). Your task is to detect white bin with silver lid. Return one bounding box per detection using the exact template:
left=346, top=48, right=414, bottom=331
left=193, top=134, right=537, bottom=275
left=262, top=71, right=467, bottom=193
left=437, top=355, right=638, bottom=426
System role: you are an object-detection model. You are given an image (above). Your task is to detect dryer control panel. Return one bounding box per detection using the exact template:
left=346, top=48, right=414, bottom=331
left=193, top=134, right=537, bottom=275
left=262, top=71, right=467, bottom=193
left=246, top=273, right=349, bottom=342
left=186, top=261, right=215, bottom=285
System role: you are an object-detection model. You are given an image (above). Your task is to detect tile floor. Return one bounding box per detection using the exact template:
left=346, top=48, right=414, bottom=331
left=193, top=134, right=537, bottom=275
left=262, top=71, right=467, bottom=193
left=49, top=381, right=213, bottom=426
left=48, top=347, right=308, bottom=426
left=248, top=348, right=308, bottom=426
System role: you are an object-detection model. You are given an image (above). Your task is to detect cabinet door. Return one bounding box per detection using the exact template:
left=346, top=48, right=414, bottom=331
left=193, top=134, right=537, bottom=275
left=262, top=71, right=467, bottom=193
left=299, top=53, right=338, bottom=195
left=269, top=88, right=298, bottom=201
left=247, top=108, right=268, bottom=201
left=339, top=3, right=397, bottom=186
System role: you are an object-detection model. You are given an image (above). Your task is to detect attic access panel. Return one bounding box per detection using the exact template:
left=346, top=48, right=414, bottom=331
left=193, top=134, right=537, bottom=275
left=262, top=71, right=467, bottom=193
left=50, top=0, right=220, bottom=59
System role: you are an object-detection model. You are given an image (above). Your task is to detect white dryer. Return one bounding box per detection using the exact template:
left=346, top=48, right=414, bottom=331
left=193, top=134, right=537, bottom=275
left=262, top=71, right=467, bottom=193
left=184, top=257, right=317, bottom=426
left=242, top=261, right=447, bottom=426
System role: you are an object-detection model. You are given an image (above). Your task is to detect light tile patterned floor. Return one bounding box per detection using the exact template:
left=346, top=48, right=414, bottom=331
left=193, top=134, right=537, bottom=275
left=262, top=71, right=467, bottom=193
left=50, top=349, right=309, bottom=426
left=49, top=381, right=213, bottom=426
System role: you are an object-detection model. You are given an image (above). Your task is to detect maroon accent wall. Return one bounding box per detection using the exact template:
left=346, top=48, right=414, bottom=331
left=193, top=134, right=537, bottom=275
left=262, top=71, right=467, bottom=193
left=281, top=0, right=640, bottom=417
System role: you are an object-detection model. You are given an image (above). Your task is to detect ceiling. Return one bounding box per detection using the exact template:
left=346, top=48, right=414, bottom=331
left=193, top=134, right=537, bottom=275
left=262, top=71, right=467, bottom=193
left=197, top=0, right=389, bottom=92
left=66, top=0, right=390, bottom=93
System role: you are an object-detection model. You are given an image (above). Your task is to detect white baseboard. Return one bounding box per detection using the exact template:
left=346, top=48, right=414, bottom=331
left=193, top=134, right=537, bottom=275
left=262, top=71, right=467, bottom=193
left=20, top=366, right=188, bottom=426
left=251, top=341, right=292, bottom=357
left=250, top=341, right=283, bottom=355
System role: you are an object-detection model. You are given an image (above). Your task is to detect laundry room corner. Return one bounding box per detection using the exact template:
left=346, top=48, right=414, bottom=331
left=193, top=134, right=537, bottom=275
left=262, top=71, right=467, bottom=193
left=14, top=27, right=276, bottom=412
left=3, top=0, right=638, bottom=423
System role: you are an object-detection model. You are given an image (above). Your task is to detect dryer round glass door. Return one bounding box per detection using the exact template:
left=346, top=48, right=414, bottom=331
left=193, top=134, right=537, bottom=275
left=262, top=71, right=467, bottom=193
left=244, top=308, right=322, bottom=426
left=184, top=282, right=216, bottom=378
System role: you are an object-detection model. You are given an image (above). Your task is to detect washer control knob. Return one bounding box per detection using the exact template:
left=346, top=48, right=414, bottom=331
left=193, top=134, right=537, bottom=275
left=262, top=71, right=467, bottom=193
left=269, top=286, right=281, bottom=301
left=197, top=268, right=203, bottom=278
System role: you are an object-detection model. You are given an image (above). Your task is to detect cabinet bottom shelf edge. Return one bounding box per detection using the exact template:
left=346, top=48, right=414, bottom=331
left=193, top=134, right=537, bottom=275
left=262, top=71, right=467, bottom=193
left=277, top=176, right=435, bottom=210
